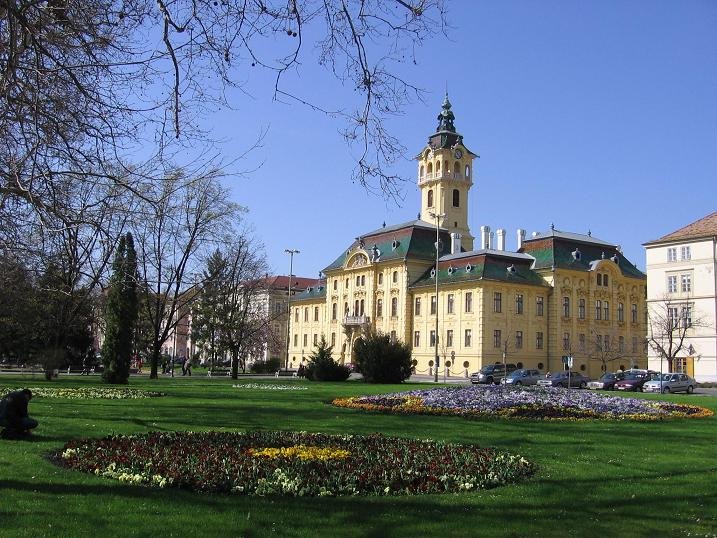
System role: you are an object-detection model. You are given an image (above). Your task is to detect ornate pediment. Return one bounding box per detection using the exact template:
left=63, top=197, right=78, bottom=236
left=346, top=252, right=369, bottom=268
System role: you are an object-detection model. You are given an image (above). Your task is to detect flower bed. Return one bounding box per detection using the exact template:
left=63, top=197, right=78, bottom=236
left=332, top=386, right=713, bottom=421
left=0, top=386, right=164, bottom=400
left=232, top=383, right=308, bottom=391
left=55, top=430, right=536, bottom=496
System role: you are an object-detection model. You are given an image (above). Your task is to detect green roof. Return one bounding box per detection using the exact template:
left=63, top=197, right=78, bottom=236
left=292, top=284, right=327, bottom=302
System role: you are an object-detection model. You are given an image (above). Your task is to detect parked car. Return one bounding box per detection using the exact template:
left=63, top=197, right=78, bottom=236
left=501, top=368, right=542, bottom=386
left=643, top=373, right=696, bottom=394
left=587, top=371, right=625, bottom=391
left=470, top=363, right=517, bottom=385
left=614, top=370, right=658, bottom=392
left=537, top=371, right=589, bottom=388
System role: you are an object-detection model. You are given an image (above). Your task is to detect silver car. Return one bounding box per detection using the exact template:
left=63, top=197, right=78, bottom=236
left=501, top=368, right=542, bottom=386
left=643, top=373, right=696, bottom=394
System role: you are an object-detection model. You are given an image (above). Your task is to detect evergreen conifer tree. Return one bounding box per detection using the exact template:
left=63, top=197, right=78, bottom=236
left=102, top=233, right=139, bottom=383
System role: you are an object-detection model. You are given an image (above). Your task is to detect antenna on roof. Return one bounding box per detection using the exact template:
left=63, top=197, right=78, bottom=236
left=382, top=221, right=386, bottom=228
left=588, top=229, right=592, bottom=237
left=550, top=222, right=555, bottom=231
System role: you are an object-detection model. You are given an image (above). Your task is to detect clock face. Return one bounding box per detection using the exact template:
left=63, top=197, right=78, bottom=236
left=454, top=149, right=463, bottom=159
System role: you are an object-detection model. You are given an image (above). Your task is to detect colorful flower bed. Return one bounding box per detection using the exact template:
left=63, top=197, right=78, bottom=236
left=332, top=386, right=714, bottom=421
left=55, top=430, right=536, bottom=496
left=0, top=386, right=164, bottom=400
left=232, top=383, right=308, bottom=391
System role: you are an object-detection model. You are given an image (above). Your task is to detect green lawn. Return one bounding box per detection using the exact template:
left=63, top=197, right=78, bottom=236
left=1, top=375, right=715, bottom=537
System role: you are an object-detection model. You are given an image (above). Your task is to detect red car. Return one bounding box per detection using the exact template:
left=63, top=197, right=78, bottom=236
left=614, top=370, right=658, bottom=392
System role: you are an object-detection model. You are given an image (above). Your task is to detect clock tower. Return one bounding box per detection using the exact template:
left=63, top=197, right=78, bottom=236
left=417, top=95, right=476, bottom=251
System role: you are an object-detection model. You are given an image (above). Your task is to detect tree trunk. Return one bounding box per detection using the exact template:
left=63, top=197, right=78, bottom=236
left=231, top=349, right=239, bottom=379
left=150, top=343, right=160, bottom=379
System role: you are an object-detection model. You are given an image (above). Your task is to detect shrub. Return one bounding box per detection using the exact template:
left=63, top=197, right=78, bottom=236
left=305, top=337, right=350, bottom=382
left=353, top=332, right=412, bottom=383
left=249, top=357, right=282, bottom=374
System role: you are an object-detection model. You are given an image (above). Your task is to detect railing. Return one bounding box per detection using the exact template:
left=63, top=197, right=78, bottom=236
left=418, top=171, right=465, bottom=184
left=343, top=315, right=370, bottom=326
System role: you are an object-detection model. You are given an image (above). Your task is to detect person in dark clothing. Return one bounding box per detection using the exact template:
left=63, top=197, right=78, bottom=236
left=0, top=389, right=38, bottom=439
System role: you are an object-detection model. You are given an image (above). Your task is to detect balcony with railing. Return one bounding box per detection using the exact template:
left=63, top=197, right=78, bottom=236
left=343, top=315, right=371, bottom=326
left=418, top=171, right=465, bottom=185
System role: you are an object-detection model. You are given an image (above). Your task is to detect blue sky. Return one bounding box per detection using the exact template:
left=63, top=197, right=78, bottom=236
left=205, top=1, right=716, bottom=279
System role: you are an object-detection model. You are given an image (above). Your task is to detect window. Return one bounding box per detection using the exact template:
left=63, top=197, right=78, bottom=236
left=392, top=271, right=398, bottom=283
left=562, top=296, right=570, bottom=317
left=536, top=332, right=544, bottom=350
left=493, top=330, right=501, bottom=348
left=356, top=276, right=360, bottom=286
left=515, top=331, right=523, bottom=349
left=360, top=299, right=365, bottom=316
left=344, top=302, right=349, bottom=316
left=595, top=300, right=602, bottom=320
left=668, top=306, right=680, bottom=328
left=603, top=274, right=608, bottom=287
left=631, top=303, right=638, bottom=323
left=446, top=330, right=453, bottom=347
left=414, top=331, right=420, bottom=347
left=618, top=302, right=624, bottom=322
left=603, top=301, right=610, bottom=321
left=465, top=165, right=470, bottom=178
left=563, top=332, right=571, bottom=351
left=536, top=296, right=544, bottom=316
left=294, top=334, right=298, bottom=347
left=430, top=330, right=436, bottom=347
left=493, top=292, right=502, bottom=313
left=376, top=299, right=383, bottom=318
left=303, top=334, right=308, bottom=346
left=391, top=297, right=398, bottom=317
left=578, top=298, right=586, bottom=320
left=681, top=305, right=692, bottom=327
left=681, top=246, right=691, bottom=260
left=667, top=247, right=677, bottom=262
left=333, top=279, right=337, bottom=291
left=579, top=333, right=586, bottom=352
left=345, top=278, right=349, bottom=289
left=597, top=274, right=602, bottom=286
left=452, top=189, right=460, bottom=207
left=430, top=295, right=437, bottom=315
left=667, top=275, right=678, bottom=293
left=313, top=334, right=318, bottom=345
left=681, top=274, right=692, bottom=292
left=304, top=307, right=308, bottom=322
left=427, top=189, right=434, bottom=208
left=294, top=309, right=299, bottom=322
left=332, top=303, right=337, bottom=321
left=465, top=292, right=473, bottom=313
left=464, top=329, right=472, bottom=347
left=414, top=297, right=421, bottom=316
left=331, top=333, right=336, bottom=346
left=447, top=294, right=455, bottom=314
left=516, top=294, right=524, bottom=314
left=390, top=331, right=396, bottom=343
left=314, top=307, right=319, bottom=321
left=361, top=275, right=365, bottom=286
left=378, top=273, right=383, bottom=285
left=354, top=300, right=359, bottom=315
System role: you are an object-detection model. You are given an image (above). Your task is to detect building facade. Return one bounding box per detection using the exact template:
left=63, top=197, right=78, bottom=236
left=644, top=212, right=717, bottom=381
left=287, top=97, right=648, bottom=377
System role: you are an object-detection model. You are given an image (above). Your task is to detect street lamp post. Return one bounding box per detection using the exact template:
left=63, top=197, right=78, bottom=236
left=284, top=249, right=300, bottom=372
left=429, top=211, right=445, bottom=383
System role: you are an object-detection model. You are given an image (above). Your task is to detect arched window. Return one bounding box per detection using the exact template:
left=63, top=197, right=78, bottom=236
left=444, top=161, right=448, bottom=174
left=454, top=161, right=460, bottom=177
left=452, top=189, right=460, bottom=207
left=465, top=165, right=470, bottom=178
left=427, top=162, right=433, bottom=174
left=344, top=302, right=349, bottom=315
left=427, top=189, right=434, bottom=207
left=332, top=303, right=337, bottom=320
left=378, top=273, right=383, bottom=285
left=314, top=307, right=319, bottom=321
left=420, top=165, right=424, bottom=178
left=392, top=271, right=398, bottom=283
left=391, top=297, right=398, bottom=317
left=354, top=300, right=360, bottom=315
left=436, top=160, right=441, bottom=171
left=360, top=299, right=365, bottom=316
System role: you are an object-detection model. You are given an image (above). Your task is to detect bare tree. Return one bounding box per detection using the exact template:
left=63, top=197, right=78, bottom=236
left=2, top=0, right=450, bottom=236
left=586, top=328, right=625, bottom=374
left=647, top=298, right=707, bottom=372
left=132, top=170, right=243, bottom=378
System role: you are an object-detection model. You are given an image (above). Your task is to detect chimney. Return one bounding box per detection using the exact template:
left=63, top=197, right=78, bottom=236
left=496, top=228, right=506, bottom=251
left=450, top=232, right=462, bottom=255
left=480, top=225, right=491, bottom=250
left=517, top=229, right=526, bottom=250
left=489, top=231, right=495, bottom=250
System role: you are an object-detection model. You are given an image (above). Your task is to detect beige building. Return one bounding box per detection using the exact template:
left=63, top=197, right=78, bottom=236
left=287, top=97, right=648, bottom=378
left=644, top=212, right=717, bottom=381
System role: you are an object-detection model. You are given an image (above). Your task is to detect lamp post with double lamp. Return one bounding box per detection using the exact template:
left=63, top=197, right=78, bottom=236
left=429, top=211, right=445, bottom=383
left=284, top=249, right=300, bottom=372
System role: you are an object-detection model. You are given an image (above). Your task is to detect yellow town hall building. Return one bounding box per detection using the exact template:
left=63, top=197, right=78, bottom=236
left=288, top=97, right=648, bottom=378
